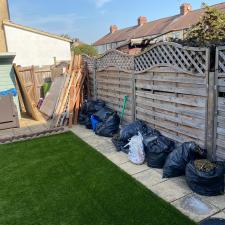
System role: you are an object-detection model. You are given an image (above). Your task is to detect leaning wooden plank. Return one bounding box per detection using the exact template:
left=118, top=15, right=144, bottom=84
left=53, top=74, right=71, bottom=118
left=14, top=74, right=26, bottom=113
left=74, top=71, right=86, bottom=125
left=68, top=70, right=83, bottom=127
left=51, top=72, right=76, bottom=127
left=68, top=71, right=76, bottom=128
left=14, top=64, right=45, bottom=122
left=40, top=76, right=66, bottom=118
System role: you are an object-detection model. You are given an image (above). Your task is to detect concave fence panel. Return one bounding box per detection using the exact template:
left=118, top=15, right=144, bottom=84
left=95, top=50, right=134, bottom=122
left=134, top=43, right=210, bottom=148
left=214, top=46, right=225, bottom=160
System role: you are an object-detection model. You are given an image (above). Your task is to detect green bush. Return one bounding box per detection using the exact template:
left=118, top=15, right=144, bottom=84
left=73, top=44, right=97, bottom=57
left=185, top=4, right=225, bottom=45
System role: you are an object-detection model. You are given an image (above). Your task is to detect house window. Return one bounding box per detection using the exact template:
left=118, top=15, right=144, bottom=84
left=173, top=32, right=180, bottom=39
left=96, top=45, right=106, bottom=54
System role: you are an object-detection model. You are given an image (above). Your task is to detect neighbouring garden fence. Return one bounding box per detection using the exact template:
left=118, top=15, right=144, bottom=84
left=18, top=64, right=67, bottom=105
left=83, top=42, right=225, bottom=161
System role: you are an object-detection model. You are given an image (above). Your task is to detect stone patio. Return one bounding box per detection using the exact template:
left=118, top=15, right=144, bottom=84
left=71, top=125, right=225, bottom=223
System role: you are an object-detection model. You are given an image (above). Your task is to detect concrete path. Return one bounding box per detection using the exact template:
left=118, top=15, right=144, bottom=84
left=71, top=125, right=225, bottom=223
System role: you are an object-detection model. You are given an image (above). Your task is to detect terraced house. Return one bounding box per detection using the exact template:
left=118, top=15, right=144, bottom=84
left=94, top=2, right=225, bottom=54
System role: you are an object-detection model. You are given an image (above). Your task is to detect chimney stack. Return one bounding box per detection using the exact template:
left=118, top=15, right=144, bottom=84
left=138, top=16, right=148, bottom=26
left=180, top=3, right=192, bottom=15
left=110, top=25, right=118, bottom=33
left=0, top=0, right=10, bottom=52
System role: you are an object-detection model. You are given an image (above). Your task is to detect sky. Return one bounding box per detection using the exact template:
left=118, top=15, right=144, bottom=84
left=8, top=0, right=224, bottom=44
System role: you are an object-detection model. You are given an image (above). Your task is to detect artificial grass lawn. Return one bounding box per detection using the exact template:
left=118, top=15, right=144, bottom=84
left=0, top=132, right=196, bottom=225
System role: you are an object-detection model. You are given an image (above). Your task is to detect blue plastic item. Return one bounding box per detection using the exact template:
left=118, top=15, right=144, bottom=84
left=91, top=115, right=100, bottom=132
left=0, top=88, right=17, bottom=97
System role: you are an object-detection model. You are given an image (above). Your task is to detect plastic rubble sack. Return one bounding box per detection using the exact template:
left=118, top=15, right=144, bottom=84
left=85, top=114, right=93, bottom=129
left=80, top=100, right=105, bottom=115
left=120, top=120, right=149, bottom=142
left=111, top=133, right=129, bottom=154
left=163, top=142, right=206, bottom=178
left=94, top=107, right=113, bottom=122
left=95, top=112, right=120, bottom=137
left=145, top=135, right=175, bottom=168
left=91, top=115, right=101, bottom=132
left=186, top=160, right=225, bottom=196
left=126, top=132, right=145, bottom=165
left=78, top=111, right=87, bottom=125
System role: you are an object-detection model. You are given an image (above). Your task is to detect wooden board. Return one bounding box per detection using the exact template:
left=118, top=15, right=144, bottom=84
left=40, top=75, right=66, bottom=118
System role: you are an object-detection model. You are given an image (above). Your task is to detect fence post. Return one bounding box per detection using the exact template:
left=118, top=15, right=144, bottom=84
left=207, top=71, right=216, bottom=160
left=131, top=57, right=136, bottom=122
left=93, top=59, right=97, bottom=100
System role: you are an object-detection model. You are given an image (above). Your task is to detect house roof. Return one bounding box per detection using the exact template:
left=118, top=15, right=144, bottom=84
left=94, top=2, right=225, bottom=46
left=3, top=20, right=73, bottom=43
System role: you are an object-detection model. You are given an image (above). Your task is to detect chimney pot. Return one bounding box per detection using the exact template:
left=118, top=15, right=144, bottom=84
left=138, top=16, right=148, bottom=26
left=180, top=3, right=192, bottom=15
left=110, top=25, right=118, bottom=33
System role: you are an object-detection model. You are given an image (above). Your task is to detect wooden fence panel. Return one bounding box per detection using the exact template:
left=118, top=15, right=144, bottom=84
left=135, top=69, right=208, bottom=147
left=214, top=46, right=225, bottom=160
left=19, top=66, right=52, bottom=104
left=96, top=69, right=133, bottom=122
left=82, top=54, right=95, bottom=99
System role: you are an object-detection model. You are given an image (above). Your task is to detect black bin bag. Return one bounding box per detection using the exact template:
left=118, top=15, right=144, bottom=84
left=112, top=133, right=129, bottom=154
left=79, top=100, right=105, bottom=127
left=80, top=100, right=105, bottom=115
left=94, top=107, right=113, bottom=122
left=85, top=113, right=93, bottom=129
left=120, top=120, right=148, bottom=142
left=163, top=142, right=206, bottom=178
left=186, top=160, right=225, bottom=196
left=145, top=135, right=175, bottom=168
left=95, top=112, right=120, bottom=137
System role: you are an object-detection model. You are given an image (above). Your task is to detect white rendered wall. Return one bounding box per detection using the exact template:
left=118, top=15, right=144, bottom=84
left=4, top=25, right=71, bottom=66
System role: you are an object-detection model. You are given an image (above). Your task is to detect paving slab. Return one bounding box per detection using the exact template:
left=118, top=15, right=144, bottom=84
left=71, top=126, right=94, bottom=139
left=82, top=136, right=110, bottom=148
left=28, top=124, right=49, bottom=133
left=172, top=194, right=220, bottom=222
left=211, top=211, right=225, bottom=219
left=107, top=152, right=129, bottom=165
left=12, top=127, right=32, bottom=136
left=119, top=161, right=149, bottom=175
left=150, top=176, right=193, bottom=203
left=95, top=143, right=116, bottom=155
left=0, top=128, right=14, bottom=137
left=200, top=192, right=225, bottom=211
left=133, top=169, right=168, bottom=188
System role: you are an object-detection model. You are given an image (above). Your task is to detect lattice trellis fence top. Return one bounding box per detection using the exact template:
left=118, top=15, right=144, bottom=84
left=82, top=54, right=95, bottom=72
left=135, top=42, right=209, bottom=75
left=96, top=50, right=134, bottom=71
left=217, top=47, right=225, bottom=74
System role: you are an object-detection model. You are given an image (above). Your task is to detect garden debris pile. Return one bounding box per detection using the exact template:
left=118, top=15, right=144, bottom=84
left=79, top=105, right=225, bottom=196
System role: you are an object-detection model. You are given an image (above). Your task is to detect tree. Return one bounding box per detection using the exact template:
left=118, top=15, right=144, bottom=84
left=185, top=4, right=225, bottom=45
left=73, top=44, right=98, bottom=57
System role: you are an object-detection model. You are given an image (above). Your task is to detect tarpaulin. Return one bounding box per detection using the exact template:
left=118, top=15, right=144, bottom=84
left=0, top=88, right=17, bottom=97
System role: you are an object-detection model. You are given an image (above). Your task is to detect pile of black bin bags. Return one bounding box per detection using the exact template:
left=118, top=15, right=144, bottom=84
left=78, top=100, right=120, bottom=137
left=111, top=120, right=225, bottom=197
left=79, top=102, right=225, bottom=197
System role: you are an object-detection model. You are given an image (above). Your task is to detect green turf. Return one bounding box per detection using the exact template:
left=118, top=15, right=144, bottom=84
left=0, top=132, right=196, bottom=225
